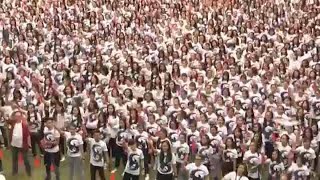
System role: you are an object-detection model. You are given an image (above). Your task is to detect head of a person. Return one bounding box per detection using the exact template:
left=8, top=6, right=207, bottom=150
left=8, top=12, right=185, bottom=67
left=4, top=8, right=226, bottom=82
left=161, top=140, right=171, bottom=153
left=46, top=118, right=54, bottom=129
left=194, top=154, right=203, bottom=166
left=128, top=139, right=136, bottom=150
left=93, top=130, right=101, bottom=142
left=236, top=164, right=246, bottom=176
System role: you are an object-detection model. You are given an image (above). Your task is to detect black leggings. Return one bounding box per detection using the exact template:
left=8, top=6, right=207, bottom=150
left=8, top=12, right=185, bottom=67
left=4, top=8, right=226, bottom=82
left=90, top=164, right=105, bottom=180
left=123, top=172, right=139, bottom=180
left=44, top=152, right=60, bottom=180
left=108, top=138, right=116, bottom=157
left=114, top=144, right=127, bottom=168
left=59, top=136, right=65, bottom=157
left=156, top=172, right=173, bottom=180
left=30, top=132, right=43, bottom=156
left=0, top=126, right=8, bottom=147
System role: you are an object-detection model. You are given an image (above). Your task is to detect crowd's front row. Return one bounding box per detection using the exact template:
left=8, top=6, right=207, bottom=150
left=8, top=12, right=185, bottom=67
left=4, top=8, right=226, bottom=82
left=3, top=110, right=318, bottom=180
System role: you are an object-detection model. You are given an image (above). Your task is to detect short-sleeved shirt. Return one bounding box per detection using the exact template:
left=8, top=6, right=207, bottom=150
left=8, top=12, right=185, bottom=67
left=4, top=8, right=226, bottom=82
left=65, top=132, right=83, bottom=157
left=124, top=148, right=144, bottom=176
left=88, top=138, right=108, bottom=167
left=43, top=127, right=60, bottom=153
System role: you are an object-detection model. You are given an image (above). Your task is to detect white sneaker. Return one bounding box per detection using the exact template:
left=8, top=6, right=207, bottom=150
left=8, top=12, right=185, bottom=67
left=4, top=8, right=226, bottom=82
left=145, top=174, right=149, bottom=180
left=111, top=168, right=117, bottom=173
left=60, top=156, right=65, bottom=162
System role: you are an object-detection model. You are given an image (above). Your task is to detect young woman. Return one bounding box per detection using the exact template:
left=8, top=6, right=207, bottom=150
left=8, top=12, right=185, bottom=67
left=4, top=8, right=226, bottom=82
left=52, top=102, right=67, bottom=161
left=27, top=103, right=43, bottom=157
left=266, top=150, right=284, bottom=180
left=243, top=142, right=262, bottom=180
left=156, top=140, right=177, bottom=180
left=113, top=119, right=128, bottom=172
left=176, top=133, right=189, bottom=180
left=198, top=134, right=213, bottom=175
left=134, top=123, right=150, bottom=179
left=185, top=154, right=209, bottom=180
left=222, top=164, right=249, bottom=180
left=105, top=104, right=119, bottom=158
left=222, top=137, right=238, bottom=176
left=288, top=155, right=310, bottom=180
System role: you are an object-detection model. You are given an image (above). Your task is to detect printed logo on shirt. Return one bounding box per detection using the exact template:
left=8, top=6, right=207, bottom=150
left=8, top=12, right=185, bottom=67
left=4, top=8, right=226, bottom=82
left=270, top=162, right=282, bottom=176
left=136, top=135, right=147, bottom=149
left=159, top=156, right=172, bottom=173
left=147, top=127, right=157, bottom=136
left=199, top=147, right=210, bottom=164
left=128, top=153, right=140, bottom=170
left=169, top=132, right=178, bottom=143
left=224, top=149, right=237, bottom=162
left=293, top=169, right=307, bottom=178
left=312, top=101, right=320, bottom=116
left=300, top=151, right=313, bottom=166
left=177, top=146, right=187, bottom=160
left=190, top=169, right=206, bottom=180
left=67, top=137, right=80, bottom=154
left=92, top=144, right=103, bottom=162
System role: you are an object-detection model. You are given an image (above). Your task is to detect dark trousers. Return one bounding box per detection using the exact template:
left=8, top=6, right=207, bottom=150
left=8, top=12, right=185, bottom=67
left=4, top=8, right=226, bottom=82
left=142, top=148, right=150, bottom=174
left=0, top=126, right=8, bottom=147
left=59, top=136, right=65, bottom=157
left=123, top=172, right=139, bottom=180
left=30, top=132, right=43, bottom=156
left=44, top=151, right=60, bottom=180
left=11, top=146, right=31, bottom=176
left=90, top=164, right=105, bottom=180
left=108, top=138, right=116, bottom=157
left=114, top=144, right=127, bottom=168
left=156, top=172, right=173, bottom=180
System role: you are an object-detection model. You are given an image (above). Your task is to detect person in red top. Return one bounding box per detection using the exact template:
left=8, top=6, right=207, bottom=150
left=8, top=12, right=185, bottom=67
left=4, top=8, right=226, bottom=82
left=8, top=111, right=31, bottom=177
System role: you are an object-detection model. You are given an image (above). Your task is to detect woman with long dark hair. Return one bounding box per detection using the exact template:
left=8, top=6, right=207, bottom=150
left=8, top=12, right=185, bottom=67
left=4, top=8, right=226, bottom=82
left=156, top=140, right=177, bottom=180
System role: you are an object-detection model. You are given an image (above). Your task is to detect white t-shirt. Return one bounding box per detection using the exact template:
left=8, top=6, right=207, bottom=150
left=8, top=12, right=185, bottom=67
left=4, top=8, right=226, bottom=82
left=157, top=152, right=176, bottom=175
left=176, top=142, right=190, bottom=163
left=88, top=138, right=108, bottom=167
left=124, top=148, right=144, bottom=176
left=243, top=151, right=262, bottom=179
left=186, top=163, right=209, bottom=180
left=11, top=122, right=23, bottom=148
left=295, top=146, right=316, bottom=167
left=288, top=163, right=310, bottom=180
left=223, top=172, right=249, bottom=180
left=43, top=127, right=60, bottom=153
left=65, top=132, right=83, bottom=157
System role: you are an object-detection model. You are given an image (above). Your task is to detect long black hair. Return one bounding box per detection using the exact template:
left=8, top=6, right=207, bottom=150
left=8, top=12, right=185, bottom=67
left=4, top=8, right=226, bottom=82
left=159, top=140, right=173, bottom=164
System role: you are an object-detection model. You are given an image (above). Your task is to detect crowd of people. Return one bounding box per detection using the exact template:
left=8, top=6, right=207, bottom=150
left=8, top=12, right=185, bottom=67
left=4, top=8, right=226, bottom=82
left=0, top=0, right=320, bottom=179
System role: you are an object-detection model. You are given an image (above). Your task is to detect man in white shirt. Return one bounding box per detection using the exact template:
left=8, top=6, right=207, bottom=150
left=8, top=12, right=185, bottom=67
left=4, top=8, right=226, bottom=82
left=123, top=140, right=145, bottom=180
left=87, top=130, right=109, bottom=180
left=63, top=124, right=84, bottom=180
left=8, top=111, right=31, bottom=177
left=43, top=118, right=61, bottom=180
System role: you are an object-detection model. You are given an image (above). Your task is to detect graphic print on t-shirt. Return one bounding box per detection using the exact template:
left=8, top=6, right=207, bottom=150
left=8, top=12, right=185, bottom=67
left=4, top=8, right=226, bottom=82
left=92, top=144, right=103, bottom=162
left=128, top=153, right=140, bottom=171
left=190, top=168, right=206, bottom=180
left=169, top=132, right=178, bottom=143
left=159, top=156, right=172, bottom=173
left=177, top=146, right=187, bottom=161
left=44, top=132, right=55, bottom=149
left=67, top=137, right=80, bottom=154
left=136, top=135, right=147, bottom=149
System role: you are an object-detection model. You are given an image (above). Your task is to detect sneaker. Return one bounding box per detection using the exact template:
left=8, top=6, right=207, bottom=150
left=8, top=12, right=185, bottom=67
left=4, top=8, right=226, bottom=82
left=145, top=174, right=149, bottom=180
left=60, top=156, right=65, bottom=162
left=111, top=168, right=117, bottom=173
